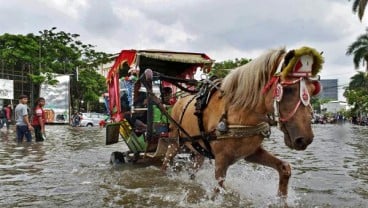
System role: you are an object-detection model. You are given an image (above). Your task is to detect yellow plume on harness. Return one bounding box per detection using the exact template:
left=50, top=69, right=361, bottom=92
left=281, top=46, right=324, bottom=78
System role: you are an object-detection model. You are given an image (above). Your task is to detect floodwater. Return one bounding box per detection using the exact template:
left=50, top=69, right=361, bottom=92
left=0, top=124, right=367, bottom=208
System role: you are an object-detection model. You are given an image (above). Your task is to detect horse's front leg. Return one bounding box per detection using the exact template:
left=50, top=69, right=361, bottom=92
left=245, top=146, right=291, bottom=197
left=214, top=155, right=231, bottom=192
left=161, top=142, right=180, bottom=171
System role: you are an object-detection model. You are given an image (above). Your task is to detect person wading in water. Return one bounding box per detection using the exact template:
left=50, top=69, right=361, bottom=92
left=32, top=97, right=46, bottom=142
left=15, top=95, right=33, bottom=143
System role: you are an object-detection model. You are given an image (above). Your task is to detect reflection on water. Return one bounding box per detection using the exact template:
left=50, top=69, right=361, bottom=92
left=0, top=124, right=367, bottom=207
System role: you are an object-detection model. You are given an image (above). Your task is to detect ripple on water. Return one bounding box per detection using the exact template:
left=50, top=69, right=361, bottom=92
left=0, top=124, right=368, bottom=207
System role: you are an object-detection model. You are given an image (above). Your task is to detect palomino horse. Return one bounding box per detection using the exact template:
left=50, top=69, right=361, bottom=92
left=161, top=46, right=324, bottom=197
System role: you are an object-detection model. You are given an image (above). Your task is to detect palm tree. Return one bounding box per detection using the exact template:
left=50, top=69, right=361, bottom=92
left=346, top=32, right=368, bottom=71
left=349, top=71, right=368, bottom=89
left=344, top=71, right=368, bottom=115
left=351, top=0, right=368, bottom=21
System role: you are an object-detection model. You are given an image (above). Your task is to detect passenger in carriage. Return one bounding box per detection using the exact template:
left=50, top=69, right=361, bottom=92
left=122, top=87, right=148, bottom=135
left=124, top=65, right=139, bottom=107
left=132, top=88, right=148, bottom=132
left=120, top=90, right=130, bottom=112
left=152, top=87, right=174, bottom=136
left=134, top=89, right=148, bottom=109
left=161, top=86, right=175, bottom=105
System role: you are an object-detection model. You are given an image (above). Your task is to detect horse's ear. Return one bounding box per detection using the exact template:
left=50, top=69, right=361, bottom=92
left=283, top=50, right=295, bottom=67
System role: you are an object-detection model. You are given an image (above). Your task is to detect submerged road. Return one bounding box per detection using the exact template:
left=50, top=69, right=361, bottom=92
left=0, top=124, right=367, bottom=207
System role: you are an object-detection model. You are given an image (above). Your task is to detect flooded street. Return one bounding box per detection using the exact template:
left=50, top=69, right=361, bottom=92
left=0, top=124, right=367, bottom=207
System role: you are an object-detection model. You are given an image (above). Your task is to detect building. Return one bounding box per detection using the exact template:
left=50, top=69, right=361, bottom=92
left=321, top=100, right=348, bottom=113
left=319, top=79, right=338, bottom=100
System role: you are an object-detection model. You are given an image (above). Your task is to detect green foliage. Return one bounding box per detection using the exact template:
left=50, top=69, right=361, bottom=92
left=346, top=31, right=368, bottom=71
left=0, top=33, right=39, bottom=68
left=0, top=27, right=112, bottom=112
left=28, top=74, right=46, bottom=84
left=351, top=0, right=368, bottom=21
left=343, top=71, right=368, bottom=114
left=37, top=27, right=111, bottom=74
left=210, top=57, right=251, bottom=78
left=78, top=69, right=106, bottom=102
left=311, top=97, right=332, bottom=113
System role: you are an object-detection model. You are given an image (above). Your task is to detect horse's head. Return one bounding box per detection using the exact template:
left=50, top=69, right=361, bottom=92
left=221, top=46, right=323, bottom=150
left=264, top=47, right=324, bottom=150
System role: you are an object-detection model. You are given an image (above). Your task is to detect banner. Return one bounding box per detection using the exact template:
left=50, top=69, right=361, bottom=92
left=40, top=74, right=70, bottom=124
left=0, top=79, right=14, bottom=99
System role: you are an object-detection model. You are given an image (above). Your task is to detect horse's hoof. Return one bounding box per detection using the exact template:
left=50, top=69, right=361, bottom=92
left=210, top=188, right=220, bottom=201
left=277, top=195, right=289, bottom=208
left=213, top=185, right=227, bottom=194
left=189, top=173, right=195, bottom=180
left=160, top=165, right=168, bottom=173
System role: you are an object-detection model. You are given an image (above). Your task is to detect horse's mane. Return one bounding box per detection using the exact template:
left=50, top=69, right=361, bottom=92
left=221, top=48, right=286, bottom=111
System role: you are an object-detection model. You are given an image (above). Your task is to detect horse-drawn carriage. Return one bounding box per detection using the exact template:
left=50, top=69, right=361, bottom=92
left=105, top=49, right=214, bottom=163
left=105, top=46, right=325, bottom=198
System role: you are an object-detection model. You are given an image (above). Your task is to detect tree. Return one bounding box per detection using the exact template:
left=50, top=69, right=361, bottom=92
left=351, top=0, right=368, bottom=21
left=0, top=33, right=39, bottom=69
left=211, top=57, right=251, bottom=78
left=343, top=71, right=368, bottom=114
left=311, top=97, right=332, bottom=114
left=0, top=33, right=43, bottom=102
left=37, top=27, right=111, bottom=77
left=76, top=69, right=106, bottom=112
left=346, top=31, right=368, bottom=71
left=349, top=1, right=368, bottom=71
left=0, top=28, right=112, bottom=112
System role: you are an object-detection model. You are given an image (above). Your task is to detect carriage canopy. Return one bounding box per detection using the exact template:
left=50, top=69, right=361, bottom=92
left=106, top=49, right=214, bottom=121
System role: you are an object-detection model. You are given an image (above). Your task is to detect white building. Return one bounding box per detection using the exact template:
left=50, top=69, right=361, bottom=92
left=321, top=101, right=349, bottom=113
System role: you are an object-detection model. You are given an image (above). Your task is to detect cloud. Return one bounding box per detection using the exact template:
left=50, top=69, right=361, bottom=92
left=0, top=0, right=366, bottom=101
left=79, top=0, right=122, bottom=36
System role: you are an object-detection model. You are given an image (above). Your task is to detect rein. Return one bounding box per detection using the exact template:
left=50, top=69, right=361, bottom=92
left=154, top=72, right=199, bottom=93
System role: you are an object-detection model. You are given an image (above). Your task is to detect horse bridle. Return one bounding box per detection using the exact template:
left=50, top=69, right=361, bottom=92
left=271, top=76, right=313, bottom=124
left=261, top=51, right=323, bottom=127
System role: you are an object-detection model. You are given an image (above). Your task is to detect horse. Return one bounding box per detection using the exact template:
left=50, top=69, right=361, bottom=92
left=161, top=46, right=324, bottom=197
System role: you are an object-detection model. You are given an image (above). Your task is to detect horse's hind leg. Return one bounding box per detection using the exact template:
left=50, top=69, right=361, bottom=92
left=192, top=153, right=205, bottom=170
left=161, top=121, right=180, bottom=171
left=245, top=147, right=291, bottom=197
left=188, top=153, right=205, bottom=179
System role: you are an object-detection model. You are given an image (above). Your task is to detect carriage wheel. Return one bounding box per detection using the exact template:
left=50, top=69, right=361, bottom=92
left=110, top=151, right=126, bottom=164
left=124, top=152, right=140, bottom=163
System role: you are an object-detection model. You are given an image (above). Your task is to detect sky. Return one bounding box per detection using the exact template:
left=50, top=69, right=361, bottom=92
left=0, top=0, right=366, bottom=100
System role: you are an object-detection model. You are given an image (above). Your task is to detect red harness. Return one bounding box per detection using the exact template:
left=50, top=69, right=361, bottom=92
left=263, top=76, right=312, bottom=123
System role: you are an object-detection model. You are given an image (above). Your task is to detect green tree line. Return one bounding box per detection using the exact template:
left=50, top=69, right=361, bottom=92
left=0, top=27, right=112, bottom=112
left=345, top=0, right=368, bottom=117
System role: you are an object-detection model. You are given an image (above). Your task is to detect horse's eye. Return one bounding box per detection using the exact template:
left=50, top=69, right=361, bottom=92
left=283, top=87, right=294, bottom=94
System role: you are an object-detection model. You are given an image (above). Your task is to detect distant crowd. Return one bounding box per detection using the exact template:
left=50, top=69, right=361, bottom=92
left=313, top=113, right=367, bottom=126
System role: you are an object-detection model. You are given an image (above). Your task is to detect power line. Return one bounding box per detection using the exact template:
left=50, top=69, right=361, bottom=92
left=321, top=72, right=356, bottom=77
